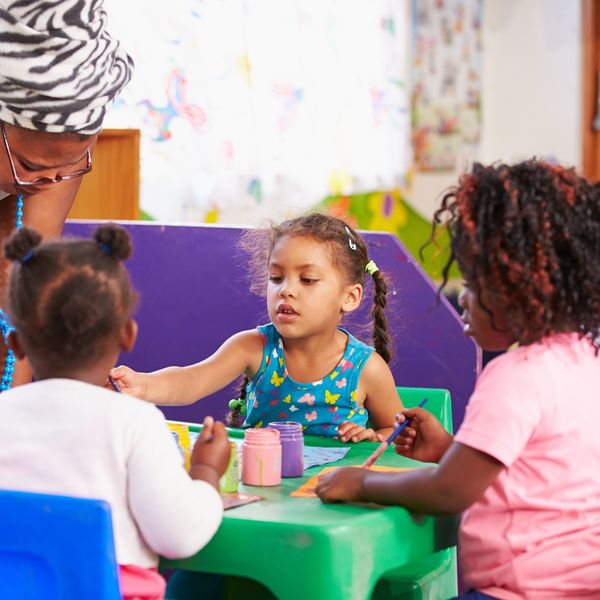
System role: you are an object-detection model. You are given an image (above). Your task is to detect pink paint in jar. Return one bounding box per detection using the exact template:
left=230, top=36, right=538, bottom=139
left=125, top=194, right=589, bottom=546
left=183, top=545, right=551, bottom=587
left=241, top=428, right=282, bottom=486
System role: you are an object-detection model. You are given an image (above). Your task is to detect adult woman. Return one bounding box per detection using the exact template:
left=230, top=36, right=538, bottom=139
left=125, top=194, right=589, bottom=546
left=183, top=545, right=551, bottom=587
left=0, top=0, right=134, bottom=386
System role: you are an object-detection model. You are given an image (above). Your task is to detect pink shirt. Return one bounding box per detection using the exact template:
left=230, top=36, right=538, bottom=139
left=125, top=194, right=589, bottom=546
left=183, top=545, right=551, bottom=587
left=455, top=334, right=600, bottom=599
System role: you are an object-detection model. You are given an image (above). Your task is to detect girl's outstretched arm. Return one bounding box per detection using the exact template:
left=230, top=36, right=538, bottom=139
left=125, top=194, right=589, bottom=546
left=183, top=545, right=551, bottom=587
left=316, top=442, right=503, bottom=515
left=111, top=329, right=264, bottom=405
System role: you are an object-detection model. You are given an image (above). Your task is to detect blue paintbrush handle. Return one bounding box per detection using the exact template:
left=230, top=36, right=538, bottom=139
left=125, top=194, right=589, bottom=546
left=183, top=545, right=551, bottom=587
left=385, top=397, right=428, bottom=443
left=361, top=398, right=429, bottom=469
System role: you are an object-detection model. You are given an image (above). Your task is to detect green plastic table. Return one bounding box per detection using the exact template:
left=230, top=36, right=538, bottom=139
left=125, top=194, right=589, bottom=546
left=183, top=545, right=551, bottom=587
left=162, top=429, right=458, bottom=600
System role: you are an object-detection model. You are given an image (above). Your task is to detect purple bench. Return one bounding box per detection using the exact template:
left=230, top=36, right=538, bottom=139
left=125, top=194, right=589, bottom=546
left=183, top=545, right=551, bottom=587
left=64, top=221, right=480, bottom=428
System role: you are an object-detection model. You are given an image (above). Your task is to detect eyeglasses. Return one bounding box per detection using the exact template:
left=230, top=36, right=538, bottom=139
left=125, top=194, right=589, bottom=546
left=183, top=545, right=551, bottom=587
left=1, top=122, right=92, bottom=186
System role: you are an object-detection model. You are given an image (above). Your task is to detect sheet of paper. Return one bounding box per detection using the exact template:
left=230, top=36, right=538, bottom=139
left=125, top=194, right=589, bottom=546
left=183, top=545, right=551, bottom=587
left=291, top=465, right=414, bottom=498
left=222, top=492, right=264, bottom=510
left=302, top=446, right=350, bottom=469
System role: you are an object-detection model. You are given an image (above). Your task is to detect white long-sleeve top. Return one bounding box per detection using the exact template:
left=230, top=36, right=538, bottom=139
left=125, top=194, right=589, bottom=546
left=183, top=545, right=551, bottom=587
left=0, top=378, right=223, bottom=567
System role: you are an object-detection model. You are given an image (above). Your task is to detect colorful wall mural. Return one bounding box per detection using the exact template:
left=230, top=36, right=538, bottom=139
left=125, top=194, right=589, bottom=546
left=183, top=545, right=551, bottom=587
left=103, top=0, right=481, bottom=279
left=103, top=0, right=411, bottom=224
left=412, top=0, right=482, bottom=171
left=315, top=183, right=459, bottom=281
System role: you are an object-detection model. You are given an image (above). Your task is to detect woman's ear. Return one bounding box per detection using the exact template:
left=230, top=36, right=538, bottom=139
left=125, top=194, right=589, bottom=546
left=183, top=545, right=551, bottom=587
left=7, top=330, right=26, bottom=360
left=341, top=283, right=363, bottom=314
left=120, top=318, right=138, bottom=353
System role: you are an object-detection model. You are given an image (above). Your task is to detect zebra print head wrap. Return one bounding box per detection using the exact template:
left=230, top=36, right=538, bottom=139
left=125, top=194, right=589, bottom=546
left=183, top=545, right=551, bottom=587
left=0, top=0, right=134, bottom=135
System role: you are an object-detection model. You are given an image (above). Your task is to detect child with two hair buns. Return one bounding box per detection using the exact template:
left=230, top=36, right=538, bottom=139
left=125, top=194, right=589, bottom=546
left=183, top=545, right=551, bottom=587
left=0, top=224, right=230, bottom=600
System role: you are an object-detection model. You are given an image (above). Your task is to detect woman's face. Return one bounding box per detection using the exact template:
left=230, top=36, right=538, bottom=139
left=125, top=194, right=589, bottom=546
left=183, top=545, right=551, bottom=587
left=459, top=281, right=516, bottom=351
left=0, top=122, right=96, bottom=196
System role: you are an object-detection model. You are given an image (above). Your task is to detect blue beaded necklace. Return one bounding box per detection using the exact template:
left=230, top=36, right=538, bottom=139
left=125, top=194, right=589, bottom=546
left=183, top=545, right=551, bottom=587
left=0, top=194, right=23, bottom=391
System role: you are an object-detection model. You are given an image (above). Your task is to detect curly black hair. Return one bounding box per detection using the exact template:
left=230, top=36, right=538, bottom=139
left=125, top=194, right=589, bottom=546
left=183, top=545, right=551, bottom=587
left=4, top=223, right=137, bottom=370
left=433, top=160, right=600, bottom=346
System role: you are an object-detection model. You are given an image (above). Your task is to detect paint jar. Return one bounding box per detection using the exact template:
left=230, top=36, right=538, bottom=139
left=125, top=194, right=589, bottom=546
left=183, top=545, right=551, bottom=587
left=219, top=441, right=239, bottom=493
left=168, top=422, right=192, bottom=472
left=267, top=421, right=304, bottom=478
left=241, top=428, right=282, bottom=486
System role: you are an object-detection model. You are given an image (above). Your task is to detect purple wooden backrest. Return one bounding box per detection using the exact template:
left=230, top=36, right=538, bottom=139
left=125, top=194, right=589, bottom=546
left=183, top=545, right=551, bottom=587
left=64, top=221, right=480, bottom=428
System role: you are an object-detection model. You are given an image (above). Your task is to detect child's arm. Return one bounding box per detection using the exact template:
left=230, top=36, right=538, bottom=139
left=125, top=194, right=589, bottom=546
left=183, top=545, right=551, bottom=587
left=316, top=442, right=504, bottom=515
left=338, top=353, right=403, bottom=443
left=111, top=329, right=264, bottom=405
left=188, top=416, right=231, bottom=489
left=127, top=412, right=228, bottom=559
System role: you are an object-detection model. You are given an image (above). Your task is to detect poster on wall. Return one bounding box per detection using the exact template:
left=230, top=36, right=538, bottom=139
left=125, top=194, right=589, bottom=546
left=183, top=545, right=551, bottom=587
left=102, top=0, right=411, bottom=224
left=412, top=0, right=482, bottom=171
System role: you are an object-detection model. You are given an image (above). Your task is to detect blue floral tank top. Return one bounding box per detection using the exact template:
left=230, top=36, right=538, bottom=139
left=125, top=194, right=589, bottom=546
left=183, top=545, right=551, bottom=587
left=243, top=323, right=374, bottom=437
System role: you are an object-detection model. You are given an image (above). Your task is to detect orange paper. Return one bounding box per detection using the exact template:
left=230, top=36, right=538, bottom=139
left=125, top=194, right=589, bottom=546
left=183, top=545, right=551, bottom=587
left=291, top=465, right=414, bottom=498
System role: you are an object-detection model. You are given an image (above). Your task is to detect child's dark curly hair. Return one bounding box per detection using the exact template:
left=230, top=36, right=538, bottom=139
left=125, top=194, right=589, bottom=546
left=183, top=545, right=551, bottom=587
left=226, top=212, right=392, bottom=427
left=433, top=160, right=600, bottom=346
left=4, top=224, right=137, bottom=370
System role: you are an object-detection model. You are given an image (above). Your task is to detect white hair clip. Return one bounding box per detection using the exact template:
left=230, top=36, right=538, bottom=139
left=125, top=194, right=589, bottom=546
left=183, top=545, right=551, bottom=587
left=345, top=226, right=357, bottom=251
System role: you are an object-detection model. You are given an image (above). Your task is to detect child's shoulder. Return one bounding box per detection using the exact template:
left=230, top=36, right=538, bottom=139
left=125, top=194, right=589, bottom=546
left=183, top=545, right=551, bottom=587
left=227, top=327, right=267, bottom=350
left=484, top=333, right=597, bottom=372
left=477, top=334, right=600, bottom=400
left=10, top=378, right=162, bottom=420
left=344, top=329, right=374, bottom=352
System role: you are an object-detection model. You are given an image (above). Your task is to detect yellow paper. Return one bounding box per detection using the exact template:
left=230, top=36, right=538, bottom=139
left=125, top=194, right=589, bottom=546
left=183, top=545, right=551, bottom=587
left=168, top=422, right=192, bottom=472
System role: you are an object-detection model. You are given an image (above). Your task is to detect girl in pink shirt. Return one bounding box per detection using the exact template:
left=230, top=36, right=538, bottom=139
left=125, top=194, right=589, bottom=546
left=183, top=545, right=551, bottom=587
left=316, top=160, right=600, bottom=599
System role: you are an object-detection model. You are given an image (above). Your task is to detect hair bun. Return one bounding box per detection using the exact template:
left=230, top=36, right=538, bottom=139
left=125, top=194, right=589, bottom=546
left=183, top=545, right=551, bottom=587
left=60, top=297, right=101, bottom=337
left=93, top=224, right=132, bottom=261
left=3, top=226, right=42, bottom=263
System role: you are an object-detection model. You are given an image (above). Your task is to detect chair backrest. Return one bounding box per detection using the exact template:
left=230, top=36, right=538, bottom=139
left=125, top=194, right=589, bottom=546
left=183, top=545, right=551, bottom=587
left=0, top=489, right=121, bottom=600
left=397, top=386, right=453, bottom=433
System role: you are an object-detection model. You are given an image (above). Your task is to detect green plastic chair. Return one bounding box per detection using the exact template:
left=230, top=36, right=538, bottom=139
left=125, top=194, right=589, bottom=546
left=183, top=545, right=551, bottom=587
left=370, top=386, right=457, bottom=600
left=395, top=386, right=453, bottom=433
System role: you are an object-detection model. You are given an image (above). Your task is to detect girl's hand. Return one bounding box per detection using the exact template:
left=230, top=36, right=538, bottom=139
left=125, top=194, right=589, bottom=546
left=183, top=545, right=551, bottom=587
left=109, top=365, right=149, bottom=400
left=316, top=467, right=367, bottom=503
left=393, top=408, right=453, bottom=463
left=189, top=416, right=231, bottom=489
left=337, top=421, right=383, bottom=443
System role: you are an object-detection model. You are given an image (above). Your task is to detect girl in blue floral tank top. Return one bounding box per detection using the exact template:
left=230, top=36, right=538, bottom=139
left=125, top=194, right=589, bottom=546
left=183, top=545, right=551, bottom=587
left=111, top=214, right=403, bottom=442
left=245, top=323, right=373, bottom=436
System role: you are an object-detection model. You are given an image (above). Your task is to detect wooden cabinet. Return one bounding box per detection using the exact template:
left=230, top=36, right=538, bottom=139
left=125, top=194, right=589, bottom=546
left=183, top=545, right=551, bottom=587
left=583, top=0, right=600, bottom=181
left=68, top=128, right=140, bottom=220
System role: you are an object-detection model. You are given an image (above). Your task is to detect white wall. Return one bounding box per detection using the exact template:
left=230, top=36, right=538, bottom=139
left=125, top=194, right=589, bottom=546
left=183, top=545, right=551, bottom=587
left=480, top=0, right=581, bottom=166
left=411, top=0, right=582, bottom=220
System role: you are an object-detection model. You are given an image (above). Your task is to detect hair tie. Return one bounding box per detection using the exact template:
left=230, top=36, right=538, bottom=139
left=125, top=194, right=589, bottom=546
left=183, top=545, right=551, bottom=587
left=365, top=260, right=379, bottom=276
left=99, top=242, right=113, bottom=256
left=20, top=251, right=33, bottom=264
left=344, top=225, right=357, bottom=251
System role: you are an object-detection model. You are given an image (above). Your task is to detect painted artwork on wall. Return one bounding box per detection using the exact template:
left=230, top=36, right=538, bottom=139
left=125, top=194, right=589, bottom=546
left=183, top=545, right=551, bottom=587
left=412, top=0, right=482, bottom=171
left=315, top=183, right=460, bottom=281
left=103, top=0, right=411, bottom=223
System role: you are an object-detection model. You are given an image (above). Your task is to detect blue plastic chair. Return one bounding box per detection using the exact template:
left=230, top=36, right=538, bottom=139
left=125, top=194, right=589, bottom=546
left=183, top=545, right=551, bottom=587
left=0, top=489, right=121, bottom=600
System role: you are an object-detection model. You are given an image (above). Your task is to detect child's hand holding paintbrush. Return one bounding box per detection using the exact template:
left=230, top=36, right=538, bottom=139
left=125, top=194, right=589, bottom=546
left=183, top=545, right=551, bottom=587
left=361, top=398, right=429, bottom=468
left=316, top=399, right=455, bottom=504
left=392, top=401, right=453, bottom=464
